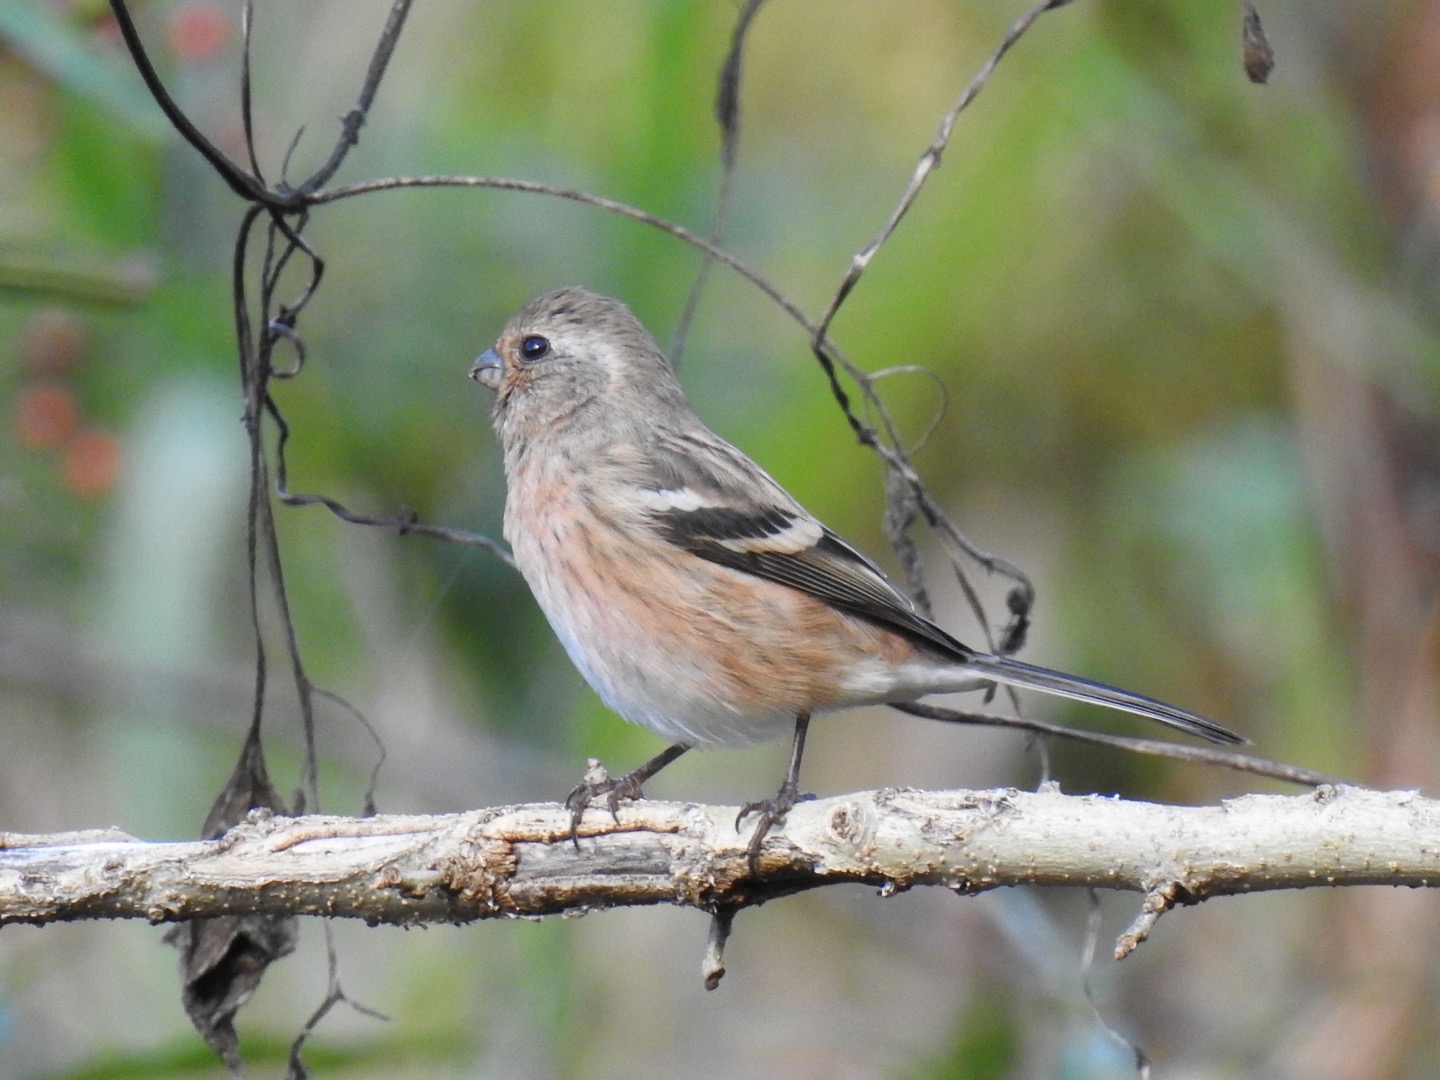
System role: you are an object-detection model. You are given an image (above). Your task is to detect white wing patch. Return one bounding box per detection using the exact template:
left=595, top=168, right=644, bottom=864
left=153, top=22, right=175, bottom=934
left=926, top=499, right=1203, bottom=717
left=716, top=515, right=823, bottom=555
left=634, top=487, right=710, bottom=513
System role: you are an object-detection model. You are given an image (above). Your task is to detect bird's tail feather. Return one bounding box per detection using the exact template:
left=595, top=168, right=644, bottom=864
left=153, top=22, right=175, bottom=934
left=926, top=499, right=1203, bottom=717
left=964, top=653, right=1245, bottom=746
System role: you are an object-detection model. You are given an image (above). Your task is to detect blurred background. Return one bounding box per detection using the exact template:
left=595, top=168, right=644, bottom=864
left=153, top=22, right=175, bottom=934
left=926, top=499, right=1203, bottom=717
left=2, top=0, right=1438, bottom=1076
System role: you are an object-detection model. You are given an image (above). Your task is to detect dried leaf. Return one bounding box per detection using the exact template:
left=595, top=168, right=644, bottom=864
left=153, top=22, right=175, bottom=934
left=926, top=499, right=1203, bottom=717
left=169, top=729, right=297, bottom=1070
left=1242, top=1, right=1275, bottom=85
left=167, top=915, right=299, bottom=1070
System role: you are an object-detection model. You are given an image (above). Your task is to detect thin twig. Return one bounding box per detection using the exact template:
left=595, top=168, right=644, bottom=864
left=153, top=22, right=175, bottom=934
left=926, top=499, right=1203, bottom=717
left=670, top=0, right=770, bottom=364
left=814, top=0, right=1074, bottom=338
left=800, top=0, right=1080, bottom=660
left=300, top=0, right=415, bottom=194
left=109, top=2, right=428, bottom=1065
left=107, top=0, right=264, bottom=201
left=891, top=701, right=1338, bottom=788
left=1082, top=890, right=1152, bottom=1076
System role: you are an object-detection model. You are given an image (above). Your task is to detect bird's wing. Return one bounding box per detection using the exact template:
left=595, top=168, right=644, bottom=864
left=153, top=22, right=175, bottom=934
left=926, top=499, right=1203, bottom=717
left=617, top=430, right=1246, bottom=746
left=630, top=430, right=973, bottom=660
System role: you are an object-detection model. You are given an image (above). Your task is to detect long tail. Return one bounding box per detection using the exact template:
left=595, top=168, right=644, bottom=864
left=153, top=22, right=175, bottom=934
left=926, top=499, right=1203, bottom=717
left=963, top=653, right=1245, bottom=746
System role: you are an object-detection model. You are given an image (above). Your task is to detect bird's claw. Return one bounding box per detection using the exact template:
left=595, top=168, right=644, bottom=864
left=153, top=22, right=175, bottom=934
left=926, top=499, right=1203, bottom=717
left=735, top=789, right=815, bottom=870
left=565, top=758, right=646, bottom=848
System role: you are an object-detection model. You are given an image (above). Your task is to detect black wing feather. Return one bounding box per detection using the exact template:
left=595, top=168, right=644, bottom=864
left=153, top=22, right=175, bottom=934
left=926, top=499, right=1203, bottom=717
left=653, top=505, right=974, bottom=661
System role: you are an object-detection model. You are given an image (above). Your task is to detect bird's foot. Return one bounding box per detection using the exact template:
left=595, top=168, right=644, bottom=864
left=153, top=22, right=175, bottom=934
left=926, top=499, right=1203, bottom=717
left=563, top=745, right=690, bottom=851
left=564, top=758, right=646, bottom=847
left=736, top=784, right=815, bottom=870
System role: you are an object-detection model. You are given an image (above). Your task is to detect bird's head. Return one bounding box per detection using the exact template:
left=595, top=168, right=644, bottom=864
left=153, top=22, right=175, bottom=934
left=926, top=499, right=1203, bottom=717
left=471, top=287, right=691, bottom=445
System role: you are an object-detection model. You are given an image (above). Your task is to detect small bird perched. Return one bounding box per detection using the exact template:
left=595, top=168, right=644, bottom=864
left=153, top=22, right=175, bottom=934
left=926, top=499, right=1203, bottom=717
left=470, top=287, right=1243, bottom=855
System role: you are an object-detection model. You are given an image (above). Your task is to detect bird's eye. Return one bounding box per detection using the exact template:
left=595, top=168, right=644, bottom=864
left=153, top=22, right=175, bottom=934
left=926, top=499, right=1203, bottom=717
left=519, top=335, right=551, bottom=362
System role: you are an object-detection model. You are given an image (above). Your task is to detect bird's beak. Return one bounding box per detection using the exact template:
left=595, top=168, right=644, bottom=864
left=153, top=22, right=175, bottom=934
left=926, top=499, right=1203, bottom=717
left=470, top=347, right=504, bottom=391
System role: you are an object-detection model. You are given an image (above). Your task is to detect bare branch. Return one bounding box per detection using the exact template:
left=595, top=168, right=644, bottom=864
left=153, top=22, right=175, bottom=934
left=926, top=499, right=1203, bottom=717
left=4, top=787, right=1433, bottom=963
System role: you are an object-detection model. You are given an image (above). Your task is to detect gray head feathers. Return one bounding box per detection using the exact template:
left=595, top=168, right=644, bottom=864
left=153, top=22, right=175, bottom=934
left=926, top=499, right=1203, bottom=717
left=481, top=287, right=695, bottom=443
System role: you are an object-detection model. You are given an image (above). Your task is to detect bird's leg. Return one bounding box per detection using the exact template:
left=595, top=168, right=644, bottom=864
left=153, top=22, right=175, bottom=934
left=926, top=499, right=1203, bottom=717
left=565, top=743, right=689, bottom=847
left=737, top=713, right=812, bottom=867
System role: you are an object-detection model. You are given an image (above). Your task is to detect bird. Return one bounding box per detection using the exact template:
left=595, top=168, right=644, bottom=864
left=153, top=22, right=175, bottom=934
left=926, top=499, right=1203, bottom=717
left=469, top=286, right=1244, bottom=857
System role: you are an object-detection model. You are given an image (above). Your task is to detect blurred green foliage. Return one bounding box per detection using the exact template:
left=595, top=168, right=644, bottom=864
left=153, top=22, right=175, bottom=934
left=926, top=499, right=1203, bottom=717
left=3, top=0, right=1437, bottom=1077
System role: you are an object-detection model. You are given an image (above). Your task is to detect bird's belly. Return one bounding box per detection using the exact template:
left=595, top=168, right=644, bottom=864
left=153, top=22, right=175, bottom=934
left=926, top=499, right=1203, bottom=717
left=504, top=485, right=918, bottom=747
left=530, top=572, right=849, bottom=747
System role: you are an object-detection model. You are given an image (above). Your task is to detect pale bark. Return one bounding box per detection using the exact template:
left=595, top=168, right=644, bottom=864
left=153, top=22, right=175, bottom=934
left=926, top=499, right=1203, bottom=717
left=4, top=785, right=1435, bottom=963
